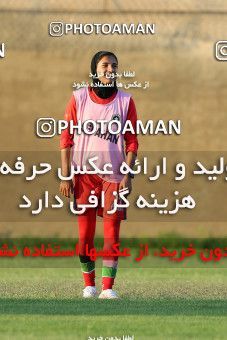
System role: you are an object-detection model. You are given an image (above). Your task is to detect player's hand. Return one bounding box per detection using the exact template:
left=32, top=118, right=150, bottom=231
left=119, top=175, right=132, bottom=196
left=59, top=180, right=74, bottom=198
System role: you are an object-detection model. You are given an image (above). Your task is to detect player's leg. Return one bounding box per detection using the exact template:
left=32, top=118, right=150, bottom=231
left=97, top=179, right=126, bottom=298
left=99, top=218, right=121, bottom=299
left=74, top=173, right=102, bottom=297
left=78, top=208, right=97, bottom=297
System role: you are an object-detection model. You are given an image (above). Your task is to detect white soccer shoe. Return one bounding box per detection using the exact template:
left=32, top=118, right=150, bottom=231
left=83, top=286, right=97, bottom=298
left=98, top=289, right=119, bottom=299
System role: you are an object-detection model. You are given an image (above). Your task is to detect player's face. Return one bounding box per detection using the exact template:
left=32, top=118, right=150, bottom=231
left=96, top=55, right=118, bottom=85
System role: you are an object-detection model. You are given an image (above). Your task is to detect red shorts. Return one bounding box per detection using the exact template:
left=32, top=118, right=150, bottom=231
left=73, top=174, right=126, bottom=221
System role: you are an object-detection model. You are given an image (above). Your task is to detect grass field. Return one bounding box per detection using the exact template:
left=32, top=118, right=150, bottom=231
left=0, top=267, right=227, bottom=339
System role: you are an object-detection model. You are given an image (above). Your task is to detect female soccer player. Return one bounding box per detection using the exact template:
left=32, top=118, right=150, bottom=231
left=60, top=51, right=138, bottom=299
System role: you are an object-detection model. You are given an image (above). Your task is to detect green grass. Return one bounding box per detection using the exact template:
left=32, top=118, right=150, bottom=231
left=0, top=267, right=227, bottom=339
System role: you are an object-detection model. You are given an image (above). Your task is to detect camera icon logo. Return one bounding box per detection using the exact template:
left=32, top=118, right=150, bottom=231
left=49, top=22, right=64, bottom=37
left=215, top=41, right=227, bottom=61
left=36, top=118, right=56, bottom=138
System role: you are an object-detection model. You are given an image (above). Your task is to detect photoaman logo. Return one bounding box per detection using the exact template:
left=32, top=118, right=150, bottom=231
left=215, top=41, right=227, bottom=61
left=0, top=43, right=5, bottom=58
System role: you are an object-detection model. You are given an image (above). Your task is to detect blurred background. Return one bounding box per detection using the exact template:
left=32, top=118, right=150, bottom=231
left=0, top=0, right=227, bottom=238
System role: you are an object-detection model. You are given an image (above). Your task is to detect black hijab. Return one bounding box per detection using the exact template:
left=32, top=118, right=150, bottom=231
left=90, top=51, right=118, bottom=99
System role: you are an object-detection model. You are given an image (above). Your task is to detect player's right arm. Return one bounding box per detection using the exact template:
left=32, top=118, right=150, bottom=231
left=59, top=94, right=77, bottom=198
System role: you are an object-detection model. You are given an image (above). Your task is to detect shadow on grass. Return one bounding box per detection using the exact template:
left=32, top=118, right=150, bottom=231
left=0, top=298, right=226, bottom=316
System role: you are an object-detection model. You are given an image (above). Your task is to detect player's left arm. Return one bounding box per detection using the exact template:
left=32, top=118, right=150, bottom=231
left=119, top=97, right=139, bottom=194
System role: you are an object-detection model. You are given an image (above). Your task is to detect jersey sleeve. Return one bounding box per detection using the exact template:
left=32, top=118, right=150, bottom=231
left=124, top=97, right=139, bottom=155
left=60, top=94, right=77, bottom=150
